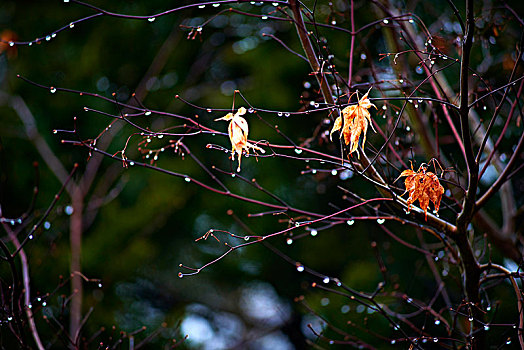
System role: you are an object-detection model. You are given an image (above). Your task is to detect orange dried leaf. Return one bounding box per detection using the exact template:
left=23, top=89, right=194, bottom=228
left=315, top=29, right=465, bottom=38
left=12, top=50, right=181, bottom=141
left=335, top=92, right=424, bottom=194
left=399, top=164, right=445, bottom=220
left=215, top=107, right=265, bottom=172
left=330, top=87, right=377, bottom=157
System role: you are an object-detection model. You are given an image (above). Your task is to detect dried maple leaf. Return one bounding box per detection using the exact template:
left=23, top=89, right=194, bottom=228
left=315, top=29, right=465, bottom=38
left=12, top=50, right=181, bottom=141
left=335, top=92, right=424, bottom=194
left=215, top=107, right=265, bottom=172
left=330, top=87, right=377, bottom=157
left=398, top=163, right=445, bottom=220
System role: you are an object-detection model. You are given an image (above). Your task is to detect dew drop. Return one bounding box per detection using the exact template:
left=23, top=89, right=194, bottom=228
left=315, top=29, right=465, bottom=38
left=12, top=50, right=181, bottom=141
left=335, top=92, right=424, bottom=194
left=9, top=41, right=14, bottom=47
left=129, top=161, right=135, bottom=166
left=284, top=113, right=290, bottom=117
left=277, top=112, right=283, bottom=116
left=295, top=148, right=302, bottom=154
left=244, top=236, right=249, bottom=241
left=286, top=238, right=293, bottom=245
left=178, top=273, right=183, bottom=278
left=37, top=297, right=41, bottom=302
left=433, top=338, right=438, bottom=343
left=310, top=229, right=318, bottom=236
left=506, top=339, right=511, bottom=345
left=406, top=126, right=411, bottom=131
left=261, top=16, right=268, bottom=20
left=42, top=302, right=47, bottom=307
left=382, top=105, right=387, bottom=110
left=434, top=319, right=441, bottom=325
left=148, top=17, right=156, bottom=22
left=391, top=340, right=396, bottom=345
left=52, top=33, right=56, bottom=38
left=486, top=306, right=491, bottom=311
left=158, top=134, right=164, bottom=139
left=144, top=110, right=152, bottom=116
left=212, top=3, right=220, bottom=7
left=153, top=155, right=158, bottom=161
left=376, top=218, right=385, bottom=224
left=331, top=169, right=338, bottom=176
left=383, top=19, right=389, bottom=24
left=198, top=4, right=205, bottom=8
left=484, top=325, right=490, bottom=331
left=468, top=316, right=473, bottom=321
left=314, top=103, right=319, bottom=108
left=28, top=304, right=32, bottom=309
left=65, top=205, right=74, bottom=215
left=98, top=283, right=103, bottom=288
left=184, top=177, right=191, bottom=182
left=415, top=66, right=423, bottom=74
left=409, top=18, right=414, bottom=23
left=45, top=35, right=51, bottom=41
left=323, top=277, right=330, bottom=284
left=360, top=53, right=367, bottom=60
left=296, top=265, right=305, bottom=272
left=28, top=234, right=34, bottom=240
left=69, top=23, right=74, bottom=28
left=50, top=87, right=57, bottom=93
left=7, top=317, right=12, bottom=321
left=329, top=340, right=334, bottom=345
left=347, top=220, right=354, bottom=225
left=399, top=79, right=404, bottom=84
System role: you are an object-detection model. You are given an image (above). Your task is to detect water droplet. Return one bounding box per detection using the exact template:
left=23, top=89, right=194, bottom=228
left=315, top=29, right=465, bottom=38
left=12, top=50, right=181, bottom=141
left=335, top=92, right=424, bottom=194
left=144, top=110, right=152, bottom=116
left=37, top=297, right=41, bottom=302
left=10, top=220, right=15, bottom=225
left=383, top=19, right=389, bottom=24
left=157, top=134, right=164, bottom=139
left=311, top=170, right=317, bottom=174
left=328, top=340, right=334, bottom=345
left=45, top=35, right=51, bottom=41
left=391, top=340, right=396, bottom=344
left=415, top=66, right=423, bottom=74
left=65, top=205, right=74, bottom=215
left=360, top=53, right=367, bottom=60
left=277, top=112, right=283, bottom=116
left=376, top=218, right=385, bottom=224
left=434, top=319, right=440, bottom=325
left=212, top=3, right=220, bottom=7
left=284, top=113, right=290, bottom=117
left=7, top=317, right=12, bottom=321
left=347, top=220, right=354, bottom=225
left=409, top=18, right=414, bottom=23
left=261, top=16, right=268, bottom=20
left=323, top=277, right=330, bottom=283
left=28, top=234, right=34, bottom=240
left=69, top=23, right=74, bottom=28
left=484, top=325, right=490, bottom=331
left=486, top=306, right=491, bottom=311
left=8, top=41, right=14, bottom=47
left=314, top=103, right=319, bottom=108
left=468, top=316, right=473, bottom=321
left=98, top=283, right=103, bottom=288
left=382, top=105, right=387, bottom=110
left=42, top=301, right=47, bottom=307
left=28, top=304, right=32, bottom=309
left=331, top=169, right=338, bottom=176
left=50, top=87, right=57, bottom=93
left=406, top=297, right=412, bottom=303
left=310, top=229, right=318, bottom=236
left=64, top=0, right=70, bottom=2
left=153, top=155, right=158, bottom=161
left=198, top=4, right=205, bottom=8
left=184, top=177, right=191, bottom=182
left=296, top=265, right=304, bottom=272
left=148, top=17, right=156, bottom=22
left=295, top=148, right=302, bottom=154
left=129, top=161, right=135, bottom=166
left=433, top=338, right=438, bottom=343
left=244, top=236, right=249, bottom=241
left=506, top=339, right=512, bottom=345
left=399, top=79, right=404, bottom=84
left=406, top=126, right=411, bottom=131
left=286, top=238, right=293, bottom=245
left=52, top=33, right=57, bottom=38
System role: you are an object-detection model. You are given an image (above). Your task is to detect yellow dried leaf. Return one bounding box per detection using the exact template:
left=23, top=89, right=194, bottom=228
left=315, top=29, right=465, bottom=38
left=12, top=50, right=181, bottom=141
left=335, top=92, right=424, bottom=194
left=215, top=107, right=265, bottom=172
left=330, top=87, right=377, bottom=157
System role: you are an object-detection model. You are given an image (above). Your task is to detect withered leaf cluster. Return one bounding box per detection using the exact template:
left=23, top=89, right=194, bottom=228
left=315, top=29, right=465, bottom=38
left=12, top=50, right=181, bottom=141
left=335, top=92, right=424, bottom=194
left=399, top=164, right=445, bottom=220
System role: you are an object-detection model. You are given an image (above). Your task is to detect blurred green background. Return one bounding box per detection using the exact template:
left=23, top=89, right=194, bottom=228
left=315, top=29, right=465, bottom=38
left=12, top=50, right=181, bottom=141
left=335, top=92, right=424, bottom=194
left=1, top=0, right=522, bottom=349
